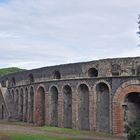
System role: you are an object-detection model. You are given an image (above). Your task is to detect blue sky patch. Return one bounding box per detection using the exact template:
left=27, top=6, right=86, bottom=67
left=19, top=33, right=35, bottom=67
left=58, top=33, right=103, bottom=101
left=0, top=0, right=9, bottom=4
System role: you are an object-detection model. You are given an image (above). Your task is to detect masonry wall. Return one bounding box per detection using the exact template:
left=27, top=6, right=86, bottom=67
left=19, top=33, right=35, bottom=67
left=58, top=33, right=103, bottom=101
left=1, top=57, right=140, bottom=135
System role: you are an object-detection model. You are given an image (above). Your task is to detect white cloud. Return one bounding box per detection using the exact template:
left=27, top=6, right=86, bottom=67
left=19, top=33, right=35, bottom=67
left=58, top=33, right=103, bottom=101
left=0, top=0, right=139, bottom=69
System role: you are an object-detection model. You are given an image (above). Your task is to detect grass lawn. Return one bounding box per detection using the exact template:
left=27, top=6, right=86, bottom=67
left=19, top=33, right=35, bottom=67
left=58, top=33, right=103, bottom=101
left=41, top=125, right=113, bottom=137
left=0, top=121, right=121, bottom=140
left=0, top=132, right=77, bottom=140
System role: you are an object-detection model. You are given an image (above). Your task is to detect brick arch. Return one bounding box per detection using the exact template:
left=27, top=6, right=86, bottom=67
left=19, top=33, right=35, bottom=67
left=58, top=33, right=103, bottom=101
left=113, top=83, right=140, bottom=134
left=35, top=84, right=46, bottom=126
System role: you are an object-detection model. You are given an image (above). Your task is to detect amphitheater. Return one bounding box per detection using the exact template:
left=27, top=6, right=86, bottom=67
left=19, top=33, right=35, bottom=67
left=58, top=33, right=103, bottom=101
left=0, top=56, right=140, bottom=136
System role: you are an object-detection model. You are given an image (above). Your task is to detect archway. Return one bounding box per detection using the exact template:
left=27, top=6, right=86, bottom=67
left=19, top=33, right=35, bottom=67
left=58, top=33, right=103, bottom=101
left=11, top=77, right=16, bottom=86
left=15, top=89, right=19, bottom=119
left=88, top=68, right=98, bottom=77
left=50, top=86, right=58, bottom=126
left=124, top=92, right=140, bottom=130
left=54, top=71, right=61, bottom=79
left=113, top=85, right=140, bottom=134
left=28, top=74, right=34, bottom=83
left=111, top=64, right=121, bottom=76
left=78, top=84, right=89, bottom=130
left=24, top=88, right=28, bottom=122
left=63, top=85, right=72, bottom=128
left=35, top=86, right=45, bottom=126
left=1, top=105, right=4, bottom=120
left=19, top=88, right=23, bottom=121
left=28, top=87, right=34, bottom=123
left=96, top=83, right=110, bottom=132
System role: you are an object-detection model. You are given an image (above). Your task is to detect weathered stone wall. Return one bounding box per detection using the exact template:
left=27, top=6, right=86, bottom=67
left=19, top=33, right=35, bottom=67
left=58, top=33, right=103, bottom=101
left=0, top=57, right=140, bottom=136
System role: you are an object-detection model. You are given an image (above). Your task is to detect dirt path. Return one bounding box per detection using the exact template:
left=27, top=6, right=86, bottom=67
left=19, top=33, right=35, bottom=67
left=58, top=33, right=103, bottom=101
left=0, top=123, right=125, bottom=140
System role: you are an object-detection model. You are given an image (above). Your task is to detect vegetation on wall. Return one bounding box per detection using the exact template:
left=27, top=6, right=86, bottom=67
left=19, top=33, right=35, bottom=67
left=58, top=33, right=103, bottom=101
left=0, top=67, right=26, bottom=77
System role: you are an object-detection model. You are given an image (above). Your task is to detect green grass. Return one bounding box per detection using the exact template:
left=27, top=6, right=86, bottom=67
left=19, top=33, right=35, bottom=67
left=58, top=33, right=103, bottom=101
left=0, top=67, right=26, bottom=77
left=41, top=126, right=81, bottom=135
left=41, top=125, right=114, bottom=138
left=0, top=132, right=77, bottom=140
left=0, top=121, right=118, bottom=140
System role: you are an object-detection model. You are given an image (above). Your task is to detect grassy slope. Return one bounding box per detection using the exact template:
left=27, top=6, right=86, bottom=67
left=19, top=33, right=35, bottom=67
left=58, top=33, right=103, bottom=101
left=0, top=67, right=26, bottom=77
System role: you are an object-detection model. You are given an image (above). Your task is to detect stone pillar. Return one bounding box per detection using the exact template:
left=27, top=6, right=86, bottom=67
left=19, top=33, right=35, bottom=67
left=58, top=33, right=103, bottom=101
left=89, top=90, right=94, bottom=130
left=58, top=91, right=63, bottom=127
left=72, top=89, right=78, bottom=129
left=45, top=91, right=49, bottom=125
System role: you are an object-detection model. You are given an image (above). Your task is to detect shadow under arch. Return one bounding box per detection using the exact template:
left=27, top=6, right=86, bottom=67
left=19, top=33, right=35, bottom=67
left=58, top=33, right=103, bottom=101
left=28, top=86, right=34, bottom=123
left=96, top=82, right=110, bottom=132
left=35, top=86, right=46, bottom=126
left=63, top=85, right=72, bottom=128
left=50, top=86, right=59, bottom=127
left=78, top=84, right=90, bottom=130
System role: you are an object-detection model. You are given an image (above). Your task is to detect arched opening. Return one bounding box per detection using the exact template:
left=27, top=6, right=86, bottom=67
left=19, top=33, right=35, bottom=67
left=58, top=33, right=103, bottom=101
left=123, top=92, right=140, bottom=133
left=54, top=71, right=61, bottom=79
left=35, top=86, right=45, bottom=126
left=63, top=85, right=72, bottom=128
left=96, top=83, right=110, bottom=132
left=19, top=89, right=24, bottom=121
left=28, top=74, right=34, bottom=83
left=28, top=87, right=34, bottom=123
left=137, top=65, right=140, bottom=76
left=50, top=86, right=58, bottom=126
left=113, top=83, right=140, bottom=135
left=88, top=68, right=98, bottom=77
left=12, top=77, right=16, bottom=86
left=1, top=105, right=4, bottom=120
left=15, top=89, right=19, bottom=119
left=1, top=80, right=6, bottom=87
left=111, top=64, right=121, bottom=76
left=24, top=88, right=28, bottom=122
left=78, top=84, right=89, bottom=130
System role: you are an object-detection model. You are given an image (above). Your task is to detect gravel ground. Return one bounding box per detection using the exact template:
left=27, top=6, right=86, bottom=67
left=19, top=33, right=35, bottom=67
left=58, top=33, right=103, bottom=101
left=0, top=123, right=126, bottom=140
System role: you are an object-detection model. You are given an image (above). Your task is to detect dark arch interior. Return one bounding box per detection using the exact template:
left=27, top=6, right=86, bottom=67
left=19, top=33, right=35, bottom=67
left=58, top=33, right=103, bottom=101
left=24, top=88, right=28, bottom=122
left=88, top=68, right=98, bottom=77
left=12, top=77, right=16, bottom=86
left=137, top=66, right=140, bottom=76
left=28, top=74, right=34, bottom=83
left=28, top=87, right=34, bottom=123
left=96, top=83, right=110, bottom=132
left=50, top=86, right=58, bottom=126
left=63, top=85, right=72, bottom=128
left=1, top=105, right=4, bottom=120
left=1, top=80, right=6, bottom=87
left=124, top=92, right=140, bottom=130
left=111, top=64, right=121, bottom=76
left=38, top=87, right=45, bottom=125
left=54, top=71, right=61, bottom=79
left=78, top=84, right=89, bottom=130
left=19, top=89, right=23, bottom=121
left=15, top=90, right=19, bottom=119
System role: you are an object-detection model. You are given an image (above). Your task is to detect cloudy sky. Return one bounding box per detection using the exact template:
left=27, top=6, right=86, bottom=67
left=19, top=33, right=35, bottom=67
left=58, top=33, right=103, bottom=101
left=0, top=0, right=139, bottom=69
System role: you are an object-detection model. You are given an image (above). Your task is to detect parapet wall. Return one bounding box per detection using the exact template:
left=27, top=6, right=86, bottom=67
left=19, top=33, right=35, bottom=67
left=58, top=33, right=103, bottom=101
left=1, top=57, right=140, bottom=87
